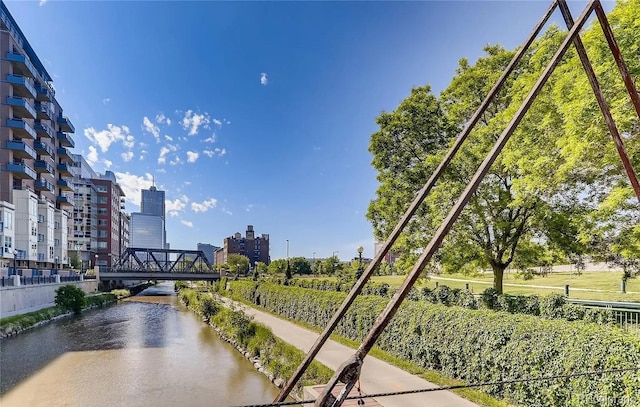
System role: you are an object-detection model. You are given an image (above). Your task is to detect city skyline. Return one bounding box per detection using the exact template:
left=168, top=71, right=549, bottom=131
left=3, top=0, right=612, bottom=260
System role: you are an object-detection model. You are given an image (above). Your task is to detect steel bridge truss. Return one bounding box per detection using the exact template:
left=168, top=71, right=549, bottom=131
left=113, top=247, right=215, bottom=274
left=274, top=1, right=640, bottom=406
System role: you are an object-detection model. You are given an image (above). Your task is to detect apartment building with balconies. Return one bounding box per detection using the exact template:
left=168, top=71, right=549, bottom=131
left=0, top=2, right=76, bottom=275
left=92, top=172, right=127, bottom=270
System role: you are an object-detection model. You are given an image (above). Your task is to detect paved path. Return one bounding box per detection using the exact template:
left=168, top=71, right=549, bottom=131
left=225, top=299, right=478, bottom=407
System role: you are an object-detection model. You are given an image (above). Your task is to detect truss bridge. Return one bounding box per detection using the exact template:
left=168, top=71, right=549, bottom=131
left=99, top=248, right=220, bottom=281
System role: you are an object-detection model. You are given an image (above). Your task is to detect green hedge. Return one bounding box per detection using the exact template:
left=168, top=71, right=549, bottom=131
left=228, top=281, right=640, bottom=407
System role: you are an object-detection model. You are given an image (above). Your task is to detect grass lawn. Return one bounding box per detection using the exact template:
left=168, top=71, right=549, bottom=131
left=298, top=271, right=640, bottom=302
left=370, top=271, right=640, bottom=302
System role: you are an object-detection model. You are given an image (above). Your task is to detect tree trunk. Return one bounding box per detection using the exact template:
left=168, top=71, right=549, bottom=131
left=492, top=264, right=506, bottom=294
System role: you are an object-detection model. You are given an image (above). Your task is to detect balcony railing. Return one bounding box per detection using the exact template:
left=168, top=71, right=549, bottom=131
left=6, top=161, right=37, bottom=180
left=35, top=82, right=54, bottom=102
left=57, top=195, right=73, bottom=206
left=7, top=96, right=36, bottom=119
left=35, top=159, right=55, bottom=174
left=6, top=52, right=37, bottom=79
left=57, top=131, right=75, bottom=148
left=34, top=121, right=54, bottom=138
left=57, top=178, right=73, bottom=191
left=34, top=140, right=54, bottom=157
left=6, top=140, right=37, bottom=160
left=6, top=74, right=37, bottom=99
left=57, top=162, right=72, bottom=175
left=35, top=179, right=55, bottom=192
left=6, top=118, right=37, bottom=140
left=35, top=101, right=54, bottom=121
left=57, top=116, right=75, bottom=133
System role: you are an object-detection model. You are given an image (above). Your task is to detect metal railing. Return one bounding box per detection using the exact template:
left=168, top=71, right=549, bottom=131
left=567, top=299, right=640, bottom=330
left=0, top=274, right=95, bottom=287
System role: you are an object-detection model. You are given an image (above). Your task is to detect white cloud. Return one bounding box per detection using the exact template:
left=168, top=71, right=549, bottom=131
left=245, top=204, right=255, bottom=212
left=191, top=198, right=217, bottom=213
left=121, top=151, right=134, bottom=162
left=102, top=98, right=111, bottom=105
left=169, top=157, right=182, bottom=166
left=181, top=220, right=194, bottom=228
left=181, top=110, right=210, bottom=136
left=138, top=142, right=148, bottom=148
left=202, top=135, right=216, bottom=143
left=139, top=150, right=147, bottom=161
left=87, top=146, right=99, bottom=165
left=156, top=168, right=166, bottom=173
left=203, top=147, right=226, bottom=157
left=165, top=135, right=173, bottom=141
left=260, top=73, right=268, bottom=86
left=143, top=116, right=160, bottom=143
left=222, top=208, right=233, bottom=216
left=84, top=124, right=135, bottom=153
left=155, top=113, right=171, bottom=126
left=158, top=147, right=170, bottom=164
left=158, top=144, right=178, bottom=164
left=186, top=151, right=199, bottom=163
left=104, top=159, right=113, bottom=169
left=213, top=118, right=222, bottom=127
left=166, top=195, right=189, bottom=217
left=39, top=0, right=48, bottom=6
left=114, top=172, right=154, bottom=206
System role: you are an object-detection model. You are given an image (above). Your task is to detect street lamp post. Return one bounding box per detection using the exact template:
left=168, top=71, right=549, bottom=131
left=356, top=246, right=364, bottom=280
left=12, top=249, right=17, bottom=276
left=285, top=239, right=291, bottom=280
left=54, top=256, right=59, bottom=275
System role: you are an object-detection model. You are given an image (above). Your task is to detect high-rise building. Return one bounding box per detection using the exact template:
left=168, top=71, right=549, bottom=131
left=141, top=186, right=165, bottom=218
left=130, top=185, right=167, bottom=252
left=0, top=3, right=76, bottom=275
left=215, top=225, right=270, bottom=267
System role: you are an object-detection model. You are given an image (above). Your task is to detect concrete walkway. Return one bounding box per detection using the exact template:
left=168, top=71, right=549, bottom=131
left=226, top=299, right=478, bottom=407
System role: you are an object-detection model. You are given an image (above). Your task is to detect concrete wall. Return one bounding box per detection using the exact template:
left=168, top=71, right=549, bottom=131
left=0, top=280, right=98, bottom=318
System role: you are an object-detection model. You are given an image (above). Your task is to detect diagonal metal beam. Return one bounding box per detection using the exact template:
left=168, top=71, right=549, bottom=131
left=590, top=0, right=640, bottom=202
left=275, top=1, right=561, bottom=402
left=316, top=1, right=597, bottom=405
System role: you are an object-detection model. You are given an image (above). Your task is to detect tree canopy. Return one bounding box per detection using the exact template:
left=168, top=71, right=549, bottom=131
left=367, top=0, right=639, bottom=293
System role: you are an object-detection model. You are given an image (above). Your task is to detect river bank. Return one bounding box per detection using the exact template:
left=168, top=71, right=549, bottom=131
left=177, top=287, right=333, bottom=400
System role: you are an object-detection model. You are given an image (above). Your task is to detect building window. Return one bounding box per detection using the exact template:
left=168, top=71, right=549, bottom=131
left=97, top=197, right=107, bottom=204
left=98, top=220, right=107, bottom=226
left=54, top=221, right=60, bottom=230
left=4, top=212, right=13, bottom=230
left=97, top=242, right=107, bottom=248
left=49, top=246, right=54, bottom=257
left=4, top=236, right=12, bottom=252
left=98, top=208, right=107, bottom=215
left=98, top=231, right=107, bottom=238
left=54, top=239, right=60, bottom=247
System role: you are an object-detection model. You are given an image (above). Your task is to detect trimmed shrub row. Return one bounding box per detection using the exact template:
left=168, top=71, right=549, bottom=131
left=228, top=281, right=640, bottom=407
left=266, top=278, right=617, bottom=325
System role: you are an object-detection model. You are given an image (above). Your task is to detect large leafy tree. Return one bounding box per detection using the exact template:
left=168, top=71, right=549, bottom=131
left=367, top=0, right=640, bottom=293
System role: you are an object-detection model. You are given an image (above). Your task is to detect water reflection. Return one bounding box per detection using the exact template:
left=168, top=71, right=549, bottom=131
left=0, top=282, right=281, bottom=406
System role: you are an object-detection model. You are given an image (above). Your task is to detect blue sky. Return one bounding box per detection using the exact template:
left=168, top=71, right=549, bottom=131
left=6, top=0, right=611, bottom=261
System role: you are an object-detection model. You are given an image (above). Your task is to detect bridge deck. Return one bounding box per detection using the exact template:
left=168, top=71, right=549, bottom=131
left=99, top=271, right=220, bottom=281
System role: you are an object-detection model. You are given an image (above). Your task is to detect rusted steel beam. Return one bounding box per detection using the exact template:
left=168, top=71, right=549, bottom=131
left=273, top=2, right=560, bottom=403
left=591, top=1, right=640, bottom=202
left=315, top=1, right=597, bottom=406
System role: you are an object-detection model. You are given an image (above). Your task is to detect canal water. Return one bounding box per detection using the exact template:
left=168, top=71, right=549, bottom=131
left=0, top=283, right=282, bottom=406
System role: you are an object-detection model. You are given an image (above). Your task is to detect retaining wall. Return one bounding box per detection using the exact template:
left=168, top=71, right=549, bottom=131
left=0, top=280, right=98, bottom=318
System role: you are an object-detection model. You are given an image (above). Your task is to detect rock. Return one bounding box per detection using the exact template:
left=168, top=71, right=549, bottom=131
left=254, top=362, right=261, bottom=369
left=274, top=378, right=284, bottom=388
